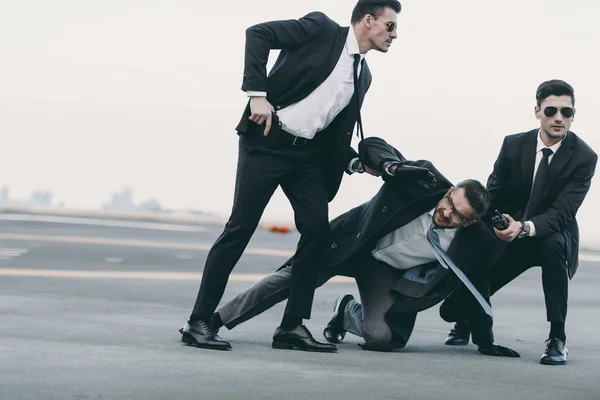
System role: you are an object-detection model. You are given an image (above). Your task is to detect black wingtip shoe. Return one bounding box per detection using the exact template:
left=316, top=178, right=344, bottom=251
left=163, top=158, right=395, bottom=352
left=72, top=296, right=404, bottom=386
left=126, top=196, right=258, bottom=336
left=180, top=320, right=232, bottom=351
left=323, top=293, right=355, bottom=344
left=540, top=337, right=568, bottom=365
left=444, top=321, right=471, bottom=346
left=273, top=325, right=337, bottom=353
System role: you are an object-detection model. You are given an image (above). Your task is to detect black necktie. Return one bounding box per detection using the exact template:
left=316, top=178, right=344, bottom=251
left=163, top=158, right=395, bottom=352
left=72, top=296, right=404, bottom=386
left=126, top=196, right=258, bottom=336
left=426, top=224, right=493, bottom=317
left=353, top=54, right=365, bottom=144
left=523, top=147, right=554, bottom=219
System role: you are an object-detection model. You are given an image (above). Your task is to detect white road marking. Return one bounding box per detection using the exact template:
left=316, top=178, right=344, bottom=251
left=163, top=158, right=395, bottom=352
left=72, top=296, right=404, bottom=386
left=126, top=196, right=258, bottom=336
left=0, top=233, right=294, bottom=257
left=0, top=214, right=208, bottom=232
left=580, top=253, right=600, bottom=263
left=1, top=231, right=599, bottom=263
left=0, top=247, right=29, bottom=260
left=104, top=257, right=125, bottom=264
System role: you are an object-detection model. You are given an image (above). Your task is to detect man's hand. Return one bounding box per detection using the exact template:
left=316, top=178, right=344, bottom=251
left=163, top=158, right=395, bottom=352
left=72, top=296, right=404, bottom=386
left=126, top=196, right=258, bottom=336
left=477, top=343, right=520, bottom=357
left=249, top=96, right=275, bottom=136
left=493, top=214, right=522, bottom=242
left=392, top=164, right=437, bottom=189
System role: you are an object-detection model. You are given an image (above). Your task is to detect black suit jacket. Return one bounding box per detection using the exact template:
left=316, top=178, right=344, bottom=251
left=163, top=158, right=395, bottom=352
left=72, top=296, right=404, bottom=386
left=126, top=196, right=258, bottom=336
left=486, top=129, right=598, bottom=278
left=235, top=11, right=373, bottom=201
left=276, top=137, right=498, bottom=346
left=324, top=140, right=497, bottom=347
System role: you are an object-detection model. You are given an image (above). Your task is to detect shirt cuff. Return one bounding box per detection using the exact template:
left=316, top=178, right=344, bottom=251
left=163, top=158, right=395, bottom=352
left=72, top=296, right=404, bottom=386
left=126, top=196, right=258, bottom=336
left=382, top=161, right=398, bottom=175
left=525, top=221, right=536, bottom=237
left=246, top=91, right=267, bottom=97
left=348, top=157, right=360, bottom=174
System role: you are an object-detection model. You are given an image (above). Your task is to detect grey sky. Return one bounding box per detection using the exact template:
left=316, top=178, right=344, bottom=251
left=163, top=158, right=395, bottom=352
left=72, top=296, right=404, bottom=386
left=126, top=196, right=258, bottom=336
left=1, top=0, right=598, bottom=243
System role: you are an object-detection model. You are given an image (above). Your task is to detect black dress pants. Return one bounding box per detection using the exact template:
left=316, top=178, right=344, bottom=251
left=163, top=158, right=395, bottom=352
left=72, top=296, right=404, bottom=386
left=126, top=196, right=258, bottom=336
left=487, top=232, right=570, bottom=323
left=442, top=231, right=570, bottom=329
left=190, top=126, right=330, bottom=321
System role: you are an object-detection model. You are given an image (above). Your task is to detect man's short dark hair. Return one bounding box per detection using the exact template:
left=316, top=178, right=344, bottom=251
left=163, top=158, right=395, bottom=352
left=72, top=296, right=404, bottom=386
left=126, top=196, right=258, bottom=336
left=455, top=179, right=491, bottom=219
left=536, top=79, right=575, bottom=107
left=351, top=0, right=401, bottom=24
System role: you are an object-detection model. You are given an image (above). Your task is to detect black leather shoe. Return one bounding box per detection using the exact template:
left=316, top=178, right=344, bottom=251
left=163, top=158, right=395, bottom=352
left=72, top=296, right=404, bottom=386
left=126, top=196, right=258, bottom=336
left=323, top=293, right=354, bottom=343
left=273, top=325, right=337, bottom=352
left=445, top=320, right=470, bottom=346
left=179, top=314, right=221, bottom=335
left=180, top=320, right=231, bottom=350
left=540, top=337, right=568, bottom=365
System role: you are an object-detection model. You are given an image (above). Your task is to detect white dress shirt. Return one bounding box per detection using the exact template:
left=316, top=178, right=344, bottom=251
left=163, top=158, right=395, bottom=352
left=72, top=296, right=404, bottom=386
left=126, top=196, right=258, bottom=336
left=247, top=27, right=364, bottom=139
left=371, top=209, right=459, bottom=271
left=523, top=130, right=566, bottom=237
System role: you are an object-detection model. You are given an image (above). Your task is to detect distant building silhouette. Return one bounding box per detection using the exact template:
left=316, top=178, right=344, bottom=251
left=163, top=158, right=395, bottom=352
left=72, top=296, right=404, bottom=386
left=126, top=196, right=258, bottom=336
left=30, top=190, right=53, bottom=206
left=104, top=187, right=135, bottom=210
left=103, top=187, right=162, bottom=212
left=138, top=198, right=162, bottom=211
left=0, top=186, right=8, bottom=203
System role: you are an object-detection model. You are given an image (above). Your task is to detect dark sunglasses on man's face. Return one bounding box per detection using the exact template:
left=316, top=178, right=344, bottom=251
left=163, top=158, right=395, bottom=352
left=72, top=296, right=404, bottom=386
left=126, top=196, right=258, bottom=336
left=543, top=106, right=574, bottom=118
left=370, top=14, right=397, bottom=32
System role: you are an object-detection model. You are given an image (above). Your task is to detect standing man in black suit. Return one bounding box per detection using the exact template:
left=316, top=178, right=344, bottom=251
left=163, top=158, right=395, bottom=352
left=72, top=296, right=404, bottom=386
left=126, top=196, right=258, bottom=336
left=189, top=137, right=519, bottom=357
left=442, top=79, right=598, bottom=365
left=180, top=0, right=413, bottom=352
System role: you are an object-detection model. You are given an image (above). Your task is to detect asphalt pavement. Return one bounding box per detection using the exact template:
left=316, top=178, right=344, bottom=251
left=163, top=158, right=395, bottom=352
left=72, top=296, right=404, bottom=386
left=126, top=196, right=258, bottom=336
left=1, top=215, right=599, bottom=400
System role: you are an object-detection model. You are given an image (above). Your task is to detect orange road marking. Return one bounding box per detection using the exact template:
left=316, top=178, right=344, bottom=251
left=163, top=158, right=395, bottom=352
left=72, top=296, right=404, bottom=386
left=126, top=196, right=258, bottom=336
left=0, top=268, right=354, bottom=283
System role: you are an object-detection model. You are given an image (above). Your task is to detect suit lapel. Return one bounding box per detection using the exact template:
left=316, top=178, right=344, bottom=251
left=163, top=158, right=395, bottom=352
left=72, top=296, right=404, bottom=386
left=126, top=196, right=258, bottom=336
left=521, top=130, right=538, bottom=193
left=544, top=131, right=576, bottom=196
left=329, top=27, right=349, bottom=77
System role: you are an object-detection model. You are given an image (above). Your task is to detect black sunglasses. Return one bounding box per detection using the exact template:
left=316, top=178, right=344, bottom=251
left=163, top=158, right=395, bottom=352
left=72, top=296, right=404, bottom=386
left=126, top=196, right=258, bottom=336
left=370, top=14, right=397, bottom=32
left=543, top=106, right=574, bottom=118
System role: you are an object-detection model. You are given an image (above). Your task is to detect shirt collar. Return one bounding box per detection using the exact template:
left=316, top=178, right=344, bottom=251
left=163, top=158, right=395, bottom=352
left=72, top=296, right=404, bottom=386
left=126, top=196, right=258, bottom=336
left=346, top=26, right=365, bottom=60
left=536, top=129, right=566, bottom=155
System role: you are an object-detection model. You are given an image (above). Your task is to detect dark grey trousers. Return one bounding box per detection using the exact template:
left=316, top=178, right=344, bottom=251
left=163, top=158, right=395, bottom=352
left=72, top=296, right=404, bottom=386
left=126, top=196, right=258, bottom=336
left=216, top=253, right=404, bottom=347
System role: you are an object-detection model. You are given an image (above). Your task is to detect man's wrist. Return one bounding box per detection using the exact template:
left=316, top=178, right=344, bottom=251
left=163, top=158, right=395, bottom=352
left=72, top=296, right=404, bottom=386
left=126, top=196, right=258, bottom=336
left=351, top=158, right=364, bottom=174
left=518, top=221, right=528, bottom=238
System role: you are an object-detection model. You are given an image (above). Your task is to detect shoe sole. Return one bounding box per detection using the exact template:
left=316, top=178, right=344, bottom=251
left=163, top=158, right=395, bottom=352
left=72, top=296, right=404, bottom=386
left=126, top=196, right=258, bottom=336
left=181, top=333, right=232, bottom=351
left=444, top=339, right=469, bottom=346
left=334, top=293, right=354, bottom=314
left=540, top=359, right=567, bottom=365
left=323, top=294, right=354, bottom=344
left=272, top=340, right=337, bottom=353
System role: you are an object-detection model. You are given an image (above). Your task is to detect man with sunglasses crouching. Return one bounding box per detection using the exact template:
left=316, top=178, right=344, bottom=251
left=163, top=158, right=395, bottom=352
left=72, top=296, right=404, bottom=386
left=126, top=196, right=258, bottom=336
left=197, top=137, right=520, bottom=357
left=442, top=79, right=598, bottom=365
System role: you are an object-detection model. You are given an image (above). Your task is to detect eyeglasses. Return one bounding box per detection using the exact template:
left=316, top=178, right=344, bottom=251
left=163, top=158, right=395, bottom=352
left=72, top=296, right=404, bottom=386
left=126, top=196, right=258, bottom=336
left=441, top=190, right=469, bottom=224
left=369, top=14, right=397, bottom=32
left=543, top=106, right=574, bottom=118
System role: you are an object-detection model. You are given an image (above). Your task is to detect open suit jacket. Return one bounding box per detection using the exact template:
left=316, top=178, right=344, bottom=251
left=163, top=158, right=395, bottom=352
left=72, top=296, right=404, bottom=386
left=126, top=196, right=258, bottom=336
left=276, top=137, right=499, bottom=347
left=484, top=129, right=598, bottom=278
left=235, top=11, right=372, bottom=202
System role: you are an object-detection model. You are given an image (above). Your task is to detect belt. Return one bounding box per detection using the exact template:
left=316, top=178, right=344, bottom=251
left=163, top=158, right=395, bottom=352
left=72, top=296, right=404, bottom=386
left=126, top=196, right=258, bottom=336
left=277, top=122, right=311, bottom=147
